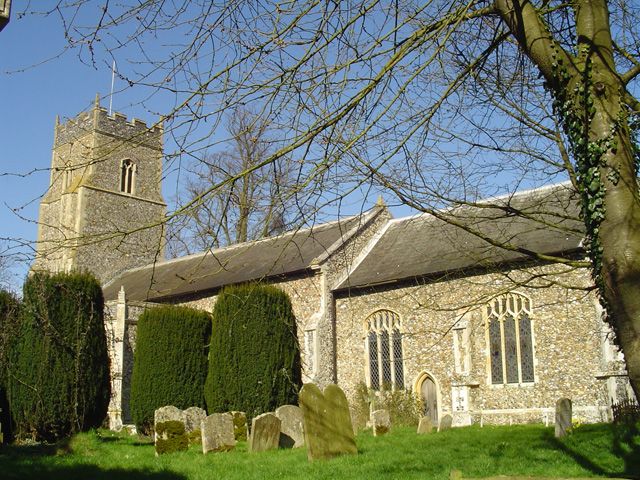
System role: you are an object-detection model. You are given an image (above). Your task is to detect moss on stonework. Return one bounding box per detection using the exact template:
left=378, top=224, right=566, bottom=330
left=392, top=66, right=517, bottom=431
left=155, top=420, right=188, bottom=455
left=188, top=429, right=202, bottom=445
left=232, top=413, right=247, bottom=441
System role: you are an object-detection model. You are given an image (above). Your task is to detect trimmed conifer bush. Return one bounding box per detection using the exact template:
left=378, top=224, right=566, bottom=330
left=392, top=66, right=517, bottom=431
left=8, top=272, right=110, bottom=441
left=205, top=284, right=302, bottom=420
left=130, top=305, right=211, bottom=434
left=0, top=290, right=20, bottom=443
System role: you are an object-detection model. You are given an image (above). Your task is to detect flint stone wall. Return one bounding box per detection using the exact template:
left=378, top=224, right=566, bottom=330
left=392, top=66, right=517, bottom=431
left=334, top=264, right=614, bottom=425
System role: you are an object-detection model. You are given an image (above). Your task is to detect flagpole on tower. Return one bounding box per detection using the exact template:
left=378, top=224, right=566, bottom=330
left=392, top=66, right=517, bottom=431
left=109, top=60, right=116, bottom=116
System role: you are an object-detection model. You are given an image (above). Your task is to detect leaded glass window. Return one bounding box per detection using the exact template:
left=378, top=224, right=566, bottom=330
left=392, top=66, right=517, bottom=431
left=392, top=328, right=404, bottom=388
left=368, top=331, right=379, bottom=390
left=503, top=315, right=519, bottom=384
left=489, top=314, right=503, bottom=385
left=365, top=310, right=404, bottom=390
left=519, top=313, right=535, bottom=382
left=486, top=293, right=535, bottom=385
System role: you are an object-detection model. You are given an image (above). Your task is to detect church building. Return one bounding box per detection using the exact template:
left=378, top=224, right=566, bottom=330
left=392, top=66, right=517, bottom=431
left=34, top=101, right=635, bottom=431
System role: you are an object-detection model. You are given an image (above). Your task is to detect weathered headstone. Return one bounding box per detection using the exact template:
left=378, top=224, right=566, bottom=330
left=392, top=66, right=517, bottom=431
left=371, top=409, right=391, bottom=436
left=155, top=405, right=185, bottom=425
left=249, top=413, right=281, bottom=453
left=276, top=404, right=305, bottom=448
left=438, top=414, right=453, bottom=432
left=155, top=420, right=188, bottom=455
left=299, top=383, right=357, bottom=461
left=555, top=398, right=572, bottom=438
left=154, top=405, right=185, bottom=440
left=184, top=407, right=206, bottom=433
left=417, top=416, right=433, bottom=434
left=184, top=406, right=207, bottom=445
left=231, top=411, right=248, bottom=441
left=201, top=412, right=236, bottom=453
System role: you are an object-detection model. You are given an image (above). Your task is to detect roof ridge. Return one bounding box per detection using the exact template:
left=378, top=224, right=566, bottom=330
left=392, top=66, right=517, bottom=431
left=385, top=181, right=576, bottom=229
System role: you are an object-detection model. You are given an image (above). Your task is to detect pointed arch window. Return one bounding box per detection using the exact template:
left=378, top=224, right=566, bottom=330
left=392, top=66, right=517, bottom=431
left=120, top=159, right=136, bottom=194
left=365, top=310, right=404, bottom=390
left=486, top=293, right=535, bottom=385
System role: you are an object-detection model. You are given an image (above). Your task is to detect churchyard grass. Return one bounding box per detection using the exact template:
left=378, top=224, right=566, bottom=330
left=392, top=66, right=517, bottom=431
left=0, top=423, right=638, bottom=479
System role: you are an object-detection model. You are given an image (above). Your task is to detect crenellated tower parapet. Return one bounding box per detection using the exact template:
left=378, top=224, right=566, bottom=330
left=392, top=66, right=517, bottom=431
left=54, top=97, right=163, bottom=152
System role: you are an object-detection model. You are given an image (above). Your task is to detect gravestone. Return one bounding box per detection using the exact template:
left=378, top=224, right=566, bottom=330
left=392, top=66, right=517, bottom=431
left=155, top=405, right=184, bottom=426
left=155, top=420, right=188, bottom=455
left=154, top=406, right=185, bottom=440
left=276, top=404, right=304, bottom=448
left=417, top=416, right=433, bottom=434
left=231, top=411, right=248, bottom=441
left=299, top=383, right=357, bottom=461
left=371, top=409, right=390, bottom=436
left=184, top=407, right=207, bottom=445
left=249, top=413, right=281, bottom=453
left=201, top=412, right=236, bottom=453
left=438, top=414, right=453, bottom=432
left=555, top=398, right=572, bottom=438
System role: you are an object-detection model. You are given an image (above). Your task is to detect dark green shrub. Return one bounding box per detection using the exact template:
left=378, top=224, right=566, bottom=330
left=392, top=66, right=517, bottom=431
left=8, top=272, right=110, bottom=441
left=0, top=290, right=20, bottom=443
left=205, top=284, right=302, bottom=420
left=130, top=305, right=211, bottom=434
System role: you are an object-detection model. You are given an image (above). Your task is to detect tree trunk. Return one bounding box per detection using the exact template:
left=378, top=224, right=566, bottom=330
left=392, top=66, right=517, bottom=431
left=495, top=0, right=640, bottom=399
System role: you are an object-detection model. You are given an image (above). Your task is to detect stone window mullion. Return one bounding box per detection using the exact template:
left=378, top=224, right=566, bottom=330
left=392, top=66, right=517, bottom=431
left=499, top=317, right=507, bottom=384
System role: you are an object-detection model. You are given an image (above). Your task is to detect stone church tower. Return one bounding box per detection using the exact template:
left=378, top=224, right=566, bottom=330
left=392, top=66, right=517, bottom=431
left=34, top=95, right=166, bottom=284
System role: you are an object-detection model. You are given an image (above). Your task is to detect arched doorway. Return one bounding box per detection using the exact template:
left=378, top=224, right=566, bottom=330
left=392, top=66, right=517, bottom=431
left=417, top=373, right=439, bottom=425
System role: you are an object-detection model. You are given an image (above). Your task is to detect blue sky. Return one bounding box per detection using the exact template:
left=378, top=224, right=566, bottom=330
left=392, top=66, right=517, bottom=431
left=0, top=2, right=572, bottom=292
left=0, top=5, right=386, bottom=290
left=0, top=7, right=180, bottom=289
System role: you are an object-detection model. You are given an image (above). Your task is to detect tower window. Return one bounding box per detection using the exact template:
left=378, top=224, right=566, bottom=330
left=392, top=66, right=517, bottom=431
left=120, top=159, right=136, bottom=194
left=365, top=310, right=404, bottom=390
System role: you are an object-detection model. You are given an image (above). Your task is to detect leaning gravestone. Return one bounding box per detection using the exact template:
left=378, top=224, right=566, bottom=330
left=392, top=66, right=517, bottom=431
left=276, top=404, right=305, bottom=448
left=555, top=398, right=572, bottom=438
left=371, top=409, right=390, bottom=436
left=438, top=414, right=453, bottom=432
left=249, top=413, right=281, bottom=453
left=184, top=407, right=207, bottom=445
left=299, top=383, right=357, bottom=461
left=231, top=411, right=248, bottom=441
left=201, top=412, right=236, bottom=453
left=417, top=416, right=433, bottom=434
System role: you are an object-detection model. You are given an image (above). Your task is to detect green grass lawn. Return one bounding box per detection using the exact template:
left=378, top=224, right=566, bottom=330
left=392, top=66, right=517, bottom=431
left=0, top=423, right=638, bottom=480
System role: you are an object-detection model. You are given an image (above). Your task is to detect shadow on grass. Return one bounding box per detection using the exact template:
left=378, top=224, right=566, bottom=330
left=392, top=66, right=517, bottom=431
left=545, top=423, right=640, bottom=479
left=0, top=439, right=175, bottom=480
left=611, top=421, right=640, bottom=476
left=1, top=463, right=186, bottom=480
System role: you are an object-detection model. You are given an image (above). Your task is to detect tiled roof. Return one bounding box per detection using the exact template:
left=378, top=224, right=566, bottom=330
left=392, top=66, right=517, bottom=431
left=103, top=206, right=384, bottom=301
left=336, top=183, right=584, bottom=290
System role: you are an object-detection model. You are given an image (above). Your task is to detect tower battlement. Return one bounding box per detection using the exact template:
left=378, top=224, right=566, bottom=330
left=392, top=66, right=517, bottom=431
left=54, top=98, right=163, bottom=151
